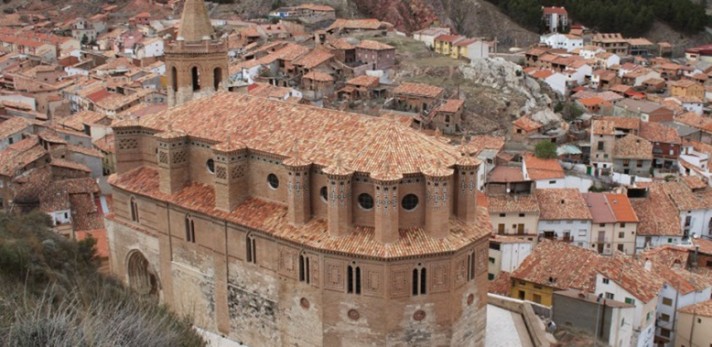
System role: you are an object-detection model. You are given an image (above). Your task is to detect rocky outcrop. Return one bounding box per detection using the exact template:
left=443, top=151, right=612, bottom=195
left=462, top=58, right=552, bottom=116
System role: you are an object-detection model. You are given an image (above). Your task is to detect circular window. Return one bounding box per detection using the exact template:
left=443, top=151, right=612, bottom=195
left=402, top=194, right=419, bottom=211
left=267, top=173, right=279, bottom=189
left=347, top=309, right=360, bottom=321
left=413, top=310, right=426, bottom=321
left=358, top=193, right=374, bottom=210
left=467, top=294, right=474, bottom=306
left=320, top=186, right=328, bottom=202
left=206, top=159, right=215, bottom=173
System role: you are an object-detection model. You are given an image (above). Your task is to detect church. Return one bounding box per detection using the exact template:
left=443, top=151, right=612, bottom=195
left=106, top=0, right=491, bottom=345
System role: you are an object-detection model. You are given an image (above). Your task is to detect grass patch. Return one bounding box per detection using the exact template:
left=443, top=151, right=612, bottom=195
left=0, top=212, right=205, bottom=347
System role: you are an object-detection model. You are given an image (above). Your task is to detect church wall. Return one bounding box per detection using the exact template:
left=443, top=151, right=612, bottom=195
left=106, top=188, right=488, bottom=347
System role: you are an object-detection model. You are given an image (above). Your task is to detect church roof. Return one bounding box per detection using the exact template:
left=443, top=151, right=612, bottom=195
left=178, top=0, right=215, bottom=42
left=115, top=93, right=464, bottom=177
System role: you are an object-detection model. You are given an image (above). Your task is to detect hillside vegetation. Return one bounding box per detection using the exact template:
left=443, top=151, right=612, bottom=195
left=486, top=0, right=710, bottom=37
left=0, top=212, right=205, bottom=347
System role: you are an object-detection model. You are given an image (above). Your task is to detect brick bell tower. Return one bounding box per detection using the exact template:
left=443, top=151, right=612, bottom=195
left=166, top=0, right=228, bottom=107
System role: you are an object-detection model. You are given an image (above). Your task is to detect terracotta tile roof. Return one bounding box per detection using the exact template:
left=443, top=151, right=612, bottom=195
left=302, top=71, right=333, bottom=82
left=639, top=245, right=690, bottom=268
left=0, top=117, right=31, bottom=139
left=512, top=240, right=601, bottom=293
left=583, top=193, right=617, bottom=223
left=579, top=97, right=607, bottom=107
left=681, top=176, right=708, bottom=190
left=605, top=193, right=639, bottom=222
left=50, top=158, right=91, bottom=173
left=115, top=93, right=465, bottom=176
left=597, top=116, right=640, bottom=131
left=488, top=271, right=512, bottom=295
left=329, top=38, right=355, bottom=50
left=662, top=181, right=708, bottom=211
left=630, top=184, right=682, bottom=236
left=610, top=84, right=632, bottom=94
left=639, top=122, right=680, bottom=144
left=60, top=110, right=108, bottom=132
left=67, top=144, right=103, bottom=158
left=109, top=167, right=491, bottom=259
left=454, top=38, right=479, bottom=47
left=356, top=40, right=394, bottom=51
left=668, top=79, right=699, bottom=88
left=488, top=194, right=539, bottom=213
left=591, top=119, right=616, bottom=135
left=292, top=48, right=333, bottom=69
left=536, top=188, right=592, bottom=220
left=524, top=153, right=564, bottom=180
left=636, top=250, right=710, bottom=295
left=693, top=238, right=712, bottom=255
left=392, top=82, right=444, bottom=98
left=614, top=134, right=653, bottom=160
left=258, top=43, right=309, bottom=65
left=675, top=112, right=712, bottom=132
left=346, top=75, right=379, bottom=88
left=0, top=136, right=47, bottom=177
left=487, top=166, right=525, bottom=183
left=435, top=99, right=464, bottom=113
left=469, top=135, right=505, bottom=153
left=434, top=34, right=463, bottom=43
left=531, top=69, right=554, bottom=79
left=512, top=116, right=542, bottom=132
left=39, top=177, right=99, bottom=212
left=515, top=241, right=662, bottom=302
left=679, top=299, right=712, bottom=317
left=597, top=254, right=663, bottom=302
left=542, top=6, right=567, bottom=15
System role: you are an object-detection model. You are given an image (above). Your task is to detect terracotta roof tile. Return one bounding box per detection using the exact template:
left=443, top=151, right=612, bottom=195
left=0, top=117, right=31, bottom=139
left=630, top=184, right=682, bottom=236
left=487, top=166, right=525, bottom=183
left=115, top=93, right=463, bottom=178
left=346, top=75, right=379, bottom=88
left=512, top=116, right=542, bottom=132
left=614, top=134, right=653, bottom=160
left=356, top=40, right=394, bottom=51
left=524, top=153, right=564, bottom=180
left=536, top=188, right=592, bottom=220
left=302, top=71, right=334, bottom=82
left=435, top=99, right=464, bottom=113
left=109, top=167, right=491, bottom=259
left=605, top=193, right=638, bottom=223
left=292, top=48, right=333, bottom=69
left=640, top=122, right=681, bottom=144
left=679, top=299, right=712, bottom=317
left=488, top=194, right=539, bottom=213
left=392, top=82, right=444, bottom=99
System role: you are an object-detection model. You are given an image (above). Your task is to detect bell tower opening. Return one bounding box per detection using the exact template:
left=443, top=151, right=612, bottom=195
left=213, top=67, right=222, bottom=91
left=191, top=66, right=200, bottom=91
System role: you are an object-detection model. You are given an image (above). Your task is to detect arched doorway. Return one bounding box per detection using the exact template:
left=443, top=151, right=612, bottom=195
left=127, top=250, right=159, bottom=297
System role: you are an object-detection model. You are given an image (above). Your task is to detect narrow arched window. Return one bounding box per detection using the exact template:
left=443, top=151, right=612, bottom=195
left=130, top=197, right=139, bottom=222
left=346, top=264, right=361, bottom=294
left=468, top=250, right=476, bottom=281
left=171, top=66, right=177, bottom=92
left=185, top=215, right=195, bottom=243
left=191, top=66, right=200, bottom=91
left=413, top=265, right=427, bottom=296
left=299, top=254, right=311, bottom=284
left=213, top=67, right=222, bottom=90
left=246, top=234, right=256, bottom=264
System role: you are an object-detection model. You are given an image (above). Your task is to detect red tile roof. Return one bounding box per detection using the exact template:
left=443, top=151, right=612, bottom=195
left=524, top=153, right=564, bottom=180
left=435, top=99, right=464, bottom=113
left=109, top=167, right=491, bottom=259
left=679, top=299, right=712, bottom=318
left=536, top=188, right=591, bottom=220
left=356, top=40, right=394, bottom=51
left=392, top=82, right=444, bottom=99
left=512, top=116, right=542, bottom=132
